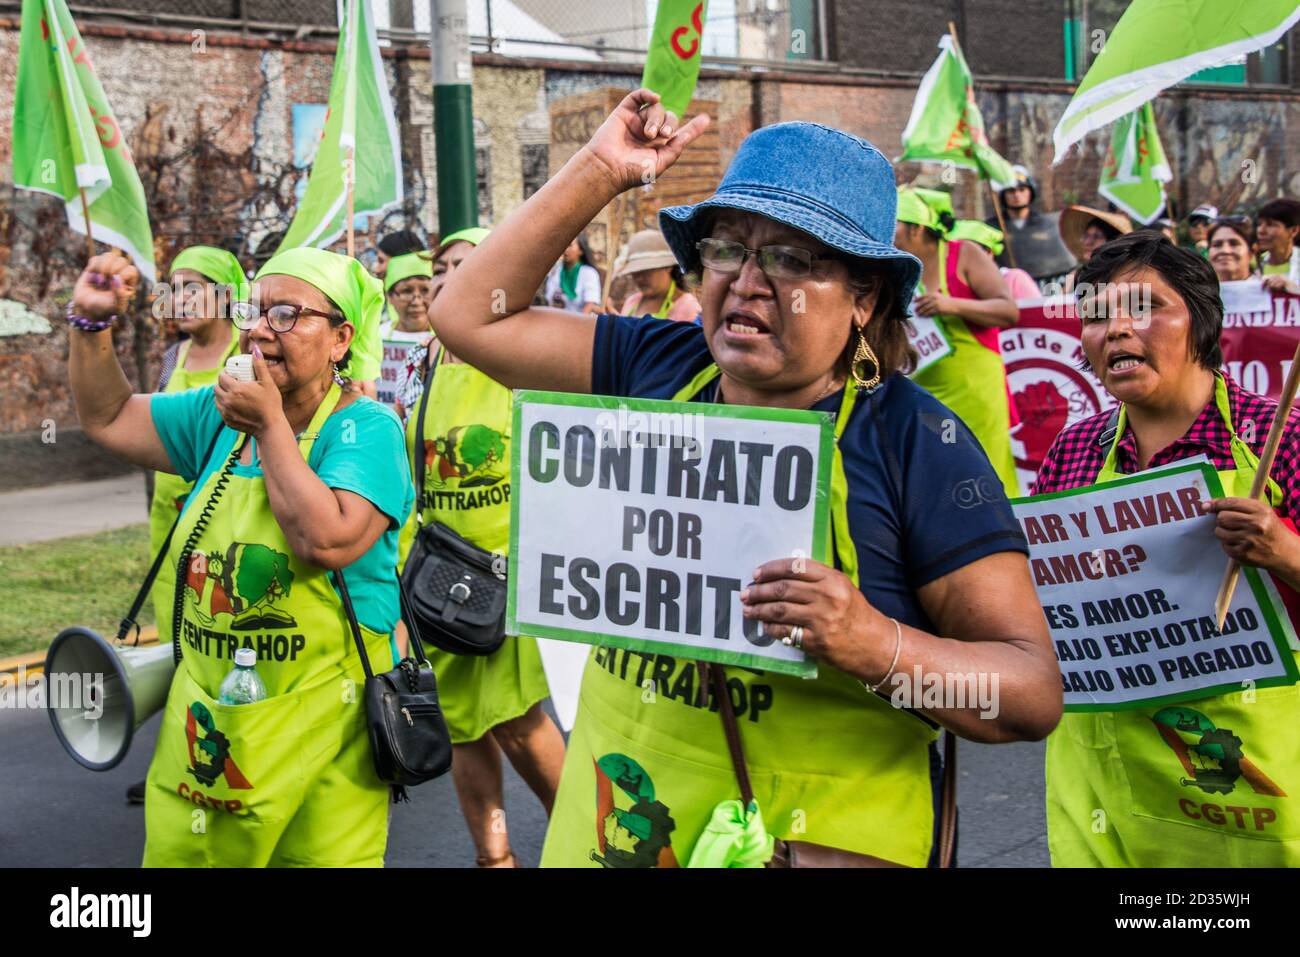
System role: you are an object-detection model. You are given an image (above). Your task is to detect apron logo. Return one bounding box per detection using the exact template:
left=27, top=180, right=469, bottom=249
left=185, top=702, right=252, bottom=789
left=424, top=424, right=508, bottom=489
left=591, top=753, right=678, bottom=868
left=187, top=542, right=297, bottom=631
left=1151, top=706, right=1285, bottom=797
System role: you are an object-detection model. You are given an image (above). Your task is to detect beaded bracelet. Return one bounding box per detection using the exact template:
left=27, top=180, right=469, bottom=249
left=65, top=301, right=117, bottom=332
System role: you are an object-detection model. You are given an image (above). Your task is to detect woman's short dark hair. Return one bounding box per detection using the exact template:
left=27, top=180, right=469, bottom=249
left=1208, top=217, right=1256, bottom=249
left=1075, top=231, right=1223, bottom=371
left=846, top=260, right=917, bottom=379
left=1257, top=198, right=1300, bottom=229
left=378, top=230, right=425, bottom=257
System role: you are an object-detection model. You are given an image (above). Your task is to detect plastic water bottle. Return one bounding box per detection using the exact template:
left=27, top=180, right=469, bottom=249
left=218, top=648, right=267, bottom=705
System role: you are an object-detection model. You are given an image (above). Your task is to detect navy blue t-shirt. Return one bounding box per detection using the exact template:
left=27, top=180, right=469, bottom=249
left=591, top=313, right=1027, bottom=635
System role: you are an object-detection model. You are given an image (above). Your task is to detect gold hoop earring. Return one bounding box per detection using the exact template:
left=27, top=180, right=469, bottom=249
left=851, top=325, right=881, bottom=392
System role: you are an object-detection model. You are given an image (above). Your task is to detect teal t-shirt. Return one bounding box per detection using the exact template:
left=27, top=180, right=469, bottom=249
left=150, top=386, right=414, bottom=635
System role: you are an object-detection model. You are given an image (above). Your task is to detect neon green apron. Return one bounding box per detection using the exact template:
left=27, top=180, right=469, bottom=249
left=143, top=384, right=393, bottom=867
left=149, top=328, right=241, bottom=636
left=1046, top=374, right=1300, bottom=866
left=539, top=366, right=939, bottom=868
left=912, top=240, right=1020, bottom=497
left=398, top=350, right=549, bottom=743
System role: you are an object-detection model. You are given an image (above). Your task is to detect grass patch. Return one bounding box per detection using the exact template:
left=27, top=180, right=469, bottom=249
left=0, top=523, right=157, bottom=659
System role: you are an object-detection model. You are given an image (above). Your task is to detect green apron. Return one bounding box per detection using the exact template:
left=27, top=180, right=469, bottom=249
left=398, top=350, right=549, bottom=743
left=1046, top=374, right=1300, bottom=866
left=143, top=384, right=393, bottom=867
left=149, top=328, right=241, bottom=638
left=912, top=240, right=1020, bottom=497
left=540, top=366, right=940, bottom=868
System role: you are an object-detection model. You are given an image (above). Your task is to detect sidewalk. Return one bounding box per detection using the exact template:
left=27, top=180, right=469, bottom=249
left=0, top=473, right=148, bottom=547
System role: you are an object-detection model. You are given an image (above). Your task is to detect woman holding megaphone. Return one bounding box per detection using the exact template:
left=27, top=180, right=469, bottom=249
left=67, top=247, right=412, bottom=867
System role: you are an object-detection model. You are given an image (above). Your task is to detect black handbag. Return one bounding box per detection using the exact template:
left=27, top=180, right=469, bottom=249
left=335, top=568, right=452, bottom=800
left=399, top=346, right=508, bottom=656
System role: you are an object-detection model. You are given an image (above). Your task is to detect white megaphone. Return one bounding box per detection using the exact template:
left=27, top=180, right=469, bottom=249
left=45, top=626, right=175, bottom=771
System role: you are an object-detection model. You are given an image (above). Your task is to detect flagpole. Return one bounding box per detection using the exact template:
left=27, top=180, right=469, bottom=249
left=947, top=20, right=1019, bottom=270
left=346, top=146, right=356, bottom=258
left=77, top=188, right=96, bottom=262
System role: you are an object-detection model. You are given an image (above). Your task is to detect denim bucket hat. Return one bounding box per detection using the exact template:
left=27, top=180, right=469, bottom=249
left=659, top=122, right=922, bottom=304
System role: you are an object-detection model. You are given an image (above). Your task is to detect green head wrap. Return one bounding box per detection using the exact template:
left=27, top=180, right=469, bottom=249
left=254, top=248, right=384, bottom=382
left=384, top=252, right=433, bottom=293
left=438, top=227, right=491, bottom=251
left=946, top=219, right=1005, bottom=256
left=896, top=187, right=939, bottom=230
left=170, top=246, right=250, bottom=301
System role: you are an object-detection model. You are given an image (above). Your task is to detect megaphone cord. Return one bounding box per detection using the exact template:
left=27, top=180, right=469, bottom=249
left=170, top=435, right=249, bottom=665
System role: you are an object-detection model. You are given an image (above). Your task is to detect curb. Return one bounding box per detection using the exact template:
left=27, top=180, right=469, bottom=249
left=0, top=626, right=160, bottom=677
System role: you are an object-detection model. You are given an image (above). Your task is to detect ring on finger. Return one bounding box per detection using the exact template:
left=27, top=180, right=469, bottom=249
left=790, top=625, right=804, bottom=649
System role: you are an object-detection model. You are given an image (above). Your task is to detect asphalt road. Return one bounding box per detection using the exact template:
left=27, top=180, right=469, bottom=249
left=0, top=698, right=1048, bottom=867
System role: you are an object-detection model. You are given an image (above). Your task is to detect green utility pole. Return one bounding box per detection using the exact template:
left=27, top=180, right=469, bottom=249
left=431, top=0, right=478, bottom=235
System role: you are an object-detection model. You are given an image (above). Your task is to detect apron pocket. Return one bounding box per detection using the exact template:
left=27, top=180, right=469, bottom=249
left=149, top=664, right=310, bottom=828
left=1114, top=683, right=1300, bottom=845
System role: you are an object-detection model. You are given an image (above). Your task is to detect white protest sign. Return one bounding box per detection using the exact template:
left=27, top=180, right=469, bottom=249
left=1013, top=462, right=1298, bottom=711
left=906, top=311, right=953, bottom=377
left=377, top=338, right=416, bottom=405
left=507, top=391, right=834, bottom=678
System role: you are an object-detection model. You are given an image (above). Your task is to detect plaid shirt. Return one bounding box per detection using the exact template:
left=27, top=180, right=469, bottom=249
left=1032, top=374, right=1300, bottom=523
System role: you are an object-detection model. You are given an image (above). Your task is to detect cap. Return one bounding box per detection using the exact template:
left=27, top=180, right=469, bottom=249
left=235, top=648, right=257, bottom=668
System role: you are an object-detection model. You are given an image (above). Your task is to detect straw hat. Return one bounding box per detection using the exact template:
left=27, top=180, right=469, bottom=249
left=615, top=230, right=679, bottom=277
left=1059, top=205, right=1133, bottom=261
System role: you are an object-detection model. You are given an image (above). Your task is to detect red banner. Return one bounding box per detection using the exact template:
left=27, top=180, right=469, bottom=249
left=1001, top=292, right=1300, bottom=493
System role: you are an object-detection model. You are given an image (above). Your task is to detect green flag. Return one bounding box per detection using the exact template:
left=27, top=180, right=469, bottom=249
left=899, top=35, right=1016, bottom=187
left=641, top=0, right=709, bottom=119
left=12, top=0, right=155, bottom=280
left=1098, top=101, right=1171, bottom=225
left=1055, top=0, right=1300, bottom=162
left=278, top=0, right=402, bottom=252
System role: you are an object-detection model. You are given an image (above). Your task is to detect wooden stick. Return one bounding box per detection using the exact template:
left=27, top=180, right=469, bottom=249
left=988, top=182, right=1019, bottom=268
left=346, top=146, right=356, bottom=259
left=1214, top=338, right=1300, bottom=627
left=602, top=192, right=627, bottom=311
left=78, top=187, right=96, bottom=262
left=946, top=21, right=1020, bottom=270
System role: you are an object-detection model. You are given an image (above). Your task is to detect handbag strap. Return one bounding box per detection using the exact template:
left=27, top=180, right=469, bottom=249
left=333, top=568, right=376, bottom=679
left=710, top=660, right=958, bottom=868
left=411, top=344, right=441, bottom=526
left=395, top=572, right=432, bottom=665
left=116, top=427, right=224, bottom=645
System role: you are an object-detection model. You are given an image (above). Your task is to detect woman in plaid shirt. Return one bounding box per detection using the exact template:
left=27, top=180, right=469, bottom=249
left=1035, top=232, right=1300, bottom=867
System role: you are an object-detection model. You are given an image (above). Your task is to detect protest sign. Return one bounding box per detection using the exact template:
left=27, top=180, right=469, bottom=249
left=907, top=312, right=953, bottom=377
left=377, top=338, right=413, bottom=405
left=1003, top=291, right=1300, bottom=493
left=507, top=391, right=833, bottom=678
left=1013, top=461, right=1298, bottom=711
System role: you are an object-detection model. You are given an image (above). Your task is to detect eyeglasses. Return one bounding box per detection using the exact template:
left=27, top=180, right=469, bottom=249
left=230, top=301, right=338, bottom=333
left=390, top=284, right=431, bottom=301
left=696, top=238, right=836, bottom=280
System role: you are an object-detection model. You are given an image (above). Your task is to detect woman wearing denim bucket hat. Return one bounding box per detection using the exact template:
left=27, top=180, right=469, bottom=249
left=430, top=90, right=1062, bottom=867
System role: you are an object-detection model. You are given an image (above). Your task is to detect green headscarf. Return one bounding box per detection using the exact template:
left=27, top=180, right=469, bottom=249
left=384, top=252, right=433, bottom=293
left=170, top=246, right=250, bottom=301
left=947, top=219, right=1005, bottom=256
left=254, top=248, right=383, bottom=382
left=896, top=187, right=940, bottom=230
left=438, top=227, right=491, bottom=250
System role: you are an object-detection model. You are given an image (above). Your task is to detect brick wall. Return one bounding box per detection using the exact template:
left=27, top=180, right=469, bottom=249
left=3, top=16, right=1300, bottom=486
